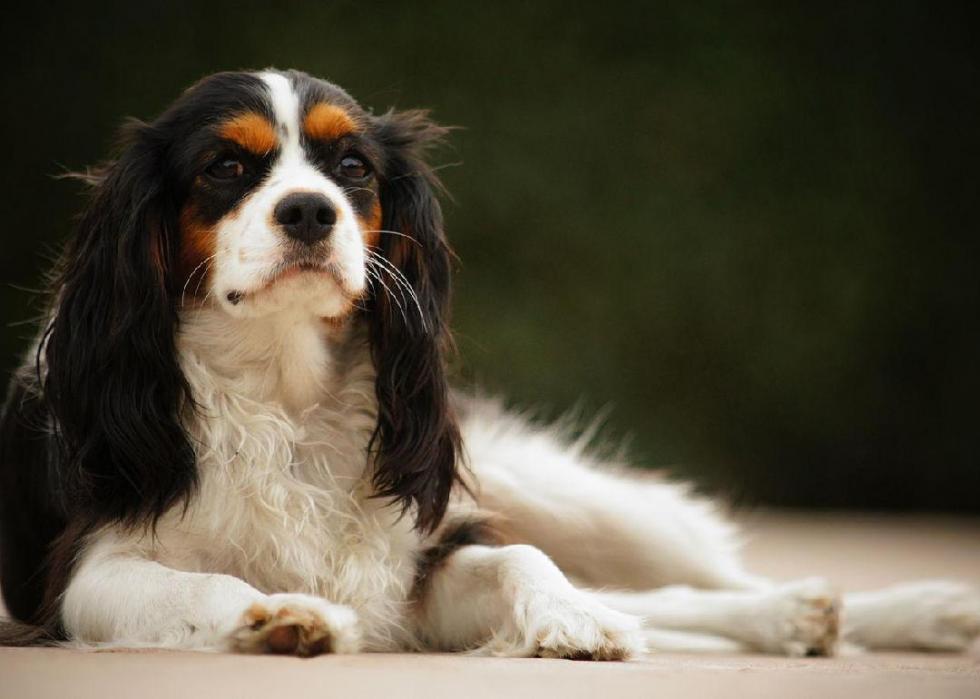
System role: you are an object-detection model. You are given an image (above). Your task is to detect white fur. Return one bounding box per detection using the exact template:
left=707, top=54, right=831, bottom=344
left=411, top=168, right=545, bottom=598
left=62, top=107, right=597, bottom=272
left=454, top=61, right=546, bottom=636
left=460, top=396, right=769, bottom=592
left=55, top=73, right=980, bottom=658
left=418, top=544, right=643, bottom=658
left=593, top=579, right=839, bottom=656
left=844, top=581, right=980, bottom=651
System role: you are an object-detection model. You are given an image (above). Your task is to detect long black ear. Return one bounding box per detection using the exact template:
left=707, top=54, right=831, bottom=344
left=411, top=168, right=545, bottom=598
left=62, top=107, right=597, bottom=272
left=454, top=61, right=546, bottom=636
left=369, top=110, right=462, bottom=533
left=42, top=121, right=195, bottom=527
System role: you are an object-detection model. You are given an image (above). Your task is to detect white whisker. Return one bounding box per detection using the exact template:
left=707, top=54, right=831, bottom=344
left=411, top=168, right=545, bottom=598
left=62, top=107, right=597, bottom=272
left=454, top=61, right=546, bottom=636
left=365, top=251, right=428, bottom=332
left=364, top=264, right=409, bottom=327
left=181, top=254, right=218, bottom=309
left=342, top=186, right=377, bottom=197
left=363, top=230, right=422, bottom=247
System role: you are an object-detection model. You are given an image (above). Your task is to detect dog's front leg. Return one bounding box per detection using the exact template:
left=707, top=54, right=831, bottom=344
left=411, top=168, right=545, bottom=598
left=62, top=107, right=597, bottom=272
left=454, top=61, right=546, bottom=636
left=415, top=543, right=643, bottom=659
left=60, top=532, right=361, bottom=655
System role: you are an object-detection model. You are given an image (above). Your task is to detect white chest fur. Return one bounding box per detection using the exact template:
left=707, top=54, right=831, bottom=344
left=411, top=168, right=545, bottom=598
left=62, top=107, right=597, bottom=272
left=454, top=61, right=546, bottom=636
left=142, top=309, right=422, bottom=649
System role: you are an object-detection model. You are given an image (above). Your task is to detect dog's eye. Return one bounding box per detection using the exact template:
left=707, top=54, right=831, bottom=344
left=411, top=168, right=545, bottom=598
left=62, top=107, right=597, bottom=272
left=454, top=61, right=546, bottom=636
left=338, top=155, right=370, bottom=180
left=206, top=158, right=245, bottom=181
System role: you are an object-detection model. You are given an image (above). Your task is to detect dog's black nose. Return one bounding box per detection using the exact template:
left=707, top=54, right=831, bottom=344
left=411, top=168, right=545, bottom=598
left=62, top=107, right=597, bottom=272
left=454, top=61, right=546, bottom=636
left=274, top=192, right=336, bottom=245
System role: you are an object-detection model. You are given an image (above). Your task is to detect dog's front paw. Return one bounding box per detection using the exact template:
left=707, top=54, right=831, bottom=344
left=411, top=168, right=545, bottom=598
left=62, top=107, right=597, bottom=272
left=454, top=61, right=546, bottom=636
left=477, top=592, right=644, bottom=660
left=753, top=578, right=841, bottom=657
left=531, top=597, right=645, bottom=660
left=230, top=593, right=361, bottom=657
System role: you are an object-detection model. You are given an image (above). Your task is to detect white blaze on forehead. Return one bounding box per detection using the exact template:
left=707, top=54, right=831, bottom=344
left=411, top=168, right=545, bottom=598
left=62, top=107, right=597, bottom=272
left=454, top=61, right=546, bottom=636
left=255, top=71, right=343, bottom=193
left=260, top=71, right=303, bottom=160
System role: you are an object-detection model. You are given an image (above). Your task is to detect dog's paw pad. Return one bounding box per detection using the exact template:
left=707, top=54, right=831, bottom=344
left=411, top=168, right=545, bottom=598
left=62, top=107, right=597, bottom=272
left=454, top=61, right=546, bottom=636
left=230, top=594, right=361, bottom=657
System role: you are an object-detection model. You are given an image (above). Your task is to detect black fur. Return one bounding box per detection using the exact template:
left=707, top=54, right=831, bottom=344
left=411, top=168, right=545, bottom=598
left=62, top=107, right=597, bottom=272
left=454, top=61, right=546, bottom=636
left=42, top=119, right=197, bottom=527
left=367, top=109, right=463, bottom=533
left=0, top=375, right=64, bottom=625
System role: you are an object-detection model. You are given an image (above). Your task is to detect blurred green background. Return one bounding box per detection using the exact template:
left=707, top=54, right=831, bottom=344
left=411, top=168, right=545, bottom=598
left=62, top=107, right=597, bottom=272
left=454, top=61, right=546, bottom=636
left=1, top=2, right=977, bottom=511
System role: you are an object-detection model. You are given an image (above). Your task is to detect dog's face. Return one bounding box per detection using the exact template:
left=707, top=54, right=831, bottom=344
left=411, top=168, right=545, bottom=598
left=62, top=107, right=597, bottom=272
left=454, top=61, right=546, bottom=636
left=42, top=70, right=461, bottom=532
left=174, top=72, right=382, bottom=319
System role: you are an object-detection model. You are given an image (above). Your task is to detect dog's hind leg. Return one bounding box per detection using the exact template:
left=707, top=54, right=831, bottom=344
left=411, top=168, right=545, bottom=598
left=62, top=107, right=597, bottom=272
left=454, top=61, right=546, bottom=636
left=463, top=401, right=980, bottom=654
left=592, top=579, right=840, bottom=656
left=462, top=398, right=769, bottom=591
left=843, top=581, right=980, bottom=652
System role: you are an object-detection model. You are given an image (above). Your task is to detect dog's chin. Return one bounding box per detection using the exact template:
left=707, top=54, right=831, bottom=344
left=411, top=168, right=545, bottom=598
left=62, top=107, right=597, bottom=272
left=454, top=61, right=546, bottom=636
left=217, top=264, right=365, bottom=321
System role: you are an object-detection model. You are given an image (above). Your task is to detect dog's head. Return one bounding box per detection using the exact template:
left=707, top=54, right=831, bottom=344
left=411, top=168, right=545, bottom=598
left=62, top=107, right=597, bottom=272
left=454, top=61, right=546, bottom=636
left=42, top=70, right=459, bottom=532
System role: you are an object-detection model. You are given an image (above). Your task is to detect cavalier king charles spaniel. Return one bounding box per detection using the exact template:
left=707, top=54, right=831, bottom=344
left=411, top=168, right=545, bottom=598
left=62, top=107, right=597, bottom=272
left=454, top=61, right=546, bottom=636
left=1, top=69, right=978, bottom=658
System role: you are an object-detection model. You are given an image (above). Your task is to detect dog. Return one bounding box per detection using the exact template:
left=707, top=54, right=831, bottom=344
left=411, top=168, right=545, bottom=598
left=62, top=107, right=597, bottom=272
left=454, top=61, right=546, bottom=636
left=1, top=69, right=978, bottom=658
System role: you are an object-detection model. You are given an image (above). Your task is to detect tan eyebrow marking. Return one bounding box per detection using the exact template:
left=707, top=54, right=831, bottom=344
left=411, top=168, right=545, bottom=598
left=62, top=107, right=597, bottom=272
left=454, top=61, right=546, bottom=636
left=217, top=112, right=278, bottom=155
left=303, top=103, right=357, bottom=142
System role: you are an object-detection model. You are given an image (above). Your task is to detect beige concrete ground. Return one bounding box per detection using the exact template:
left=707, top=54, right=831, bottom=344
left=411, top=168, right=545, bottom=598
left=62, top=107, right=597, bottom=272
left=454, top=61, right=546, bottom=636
left=1, top=511, right=979, bottom=698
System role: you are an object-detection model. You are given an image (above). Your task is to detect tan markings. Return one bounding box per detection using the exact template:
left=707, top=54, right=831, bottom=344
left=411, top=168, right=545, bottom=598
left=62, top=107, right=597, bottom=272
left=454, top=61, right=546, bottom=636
left=218, top=112, right=278, bottom=155
left=303, top=103, right=357, bottom=142
left=178, top=204, right=216, bottom=295
left=358, top=199, right=383, bottom=248
left=323, top=313, right=353, bottom=329
left=244, top=603, right=270, bottom=627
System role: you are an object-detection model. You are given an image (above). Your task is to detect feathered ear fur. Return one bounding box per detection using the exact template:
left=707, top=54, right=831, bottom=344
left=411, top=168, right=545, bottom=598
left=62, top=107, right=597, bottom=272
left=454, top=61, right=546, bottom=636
left=368, top=110, right=462, bottom=533
left=41, top=121, right=196, bottom=526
